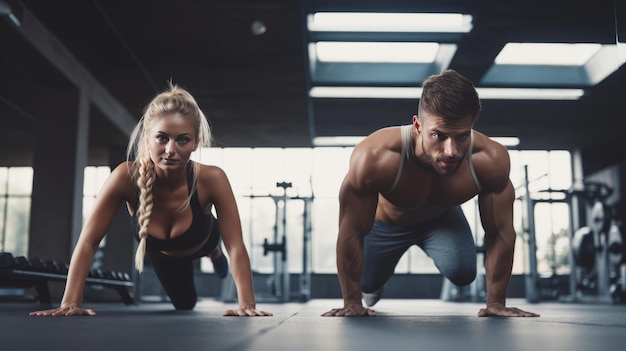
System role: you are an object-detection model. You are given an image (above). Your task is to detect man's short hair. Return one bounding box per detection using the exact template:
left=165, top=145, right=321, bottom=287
left=418, top=69, right=481, bottom=120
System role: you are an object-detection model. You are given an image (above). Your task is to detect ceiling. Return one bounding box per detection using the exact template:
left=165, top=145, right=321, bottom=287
left=0, top=0, right=624, bottom=167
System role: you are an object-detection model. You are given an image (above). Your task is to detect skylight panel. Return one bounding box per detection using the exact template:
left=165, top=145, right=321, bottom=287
left=309, top=87, right=584, bottom=100
left=490, top=137, right=520, bottom=147
left=495, top=43, right=602, bottom=66
left=312, top=136, right=520, bottom=147
left=307, top=12, right=473, bottom=33
left=312, top=136, right=366, bottom=147
left=314, top=42, right=440, bottom=63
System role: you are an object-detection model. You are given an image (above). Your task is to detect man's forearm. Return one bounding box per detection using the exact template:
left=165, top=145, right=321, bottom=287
left=336, top=234, right=365, bottom=306
left=484, top=237, right=515, bottom=306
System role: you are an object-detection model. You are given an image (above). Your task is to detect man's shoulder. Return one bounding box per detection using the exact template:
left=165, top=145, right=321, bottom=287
left=353, top=126, right=404, bottom=166
left=367, top=125, right=404, bottom=141
left=472, top=132, right=511, bottom=191
left=347, top=126, right=405, bottom=190
left=472, top=131, right=509, bottom=162
left=358, top=125, right=404, bottom=153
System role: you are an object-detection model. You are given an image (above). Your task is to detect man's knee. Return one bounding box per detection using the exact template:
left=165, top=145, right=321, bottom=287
left=447, top=267, right=476, bottom=287
left=361, top=280, right=382, bottom=294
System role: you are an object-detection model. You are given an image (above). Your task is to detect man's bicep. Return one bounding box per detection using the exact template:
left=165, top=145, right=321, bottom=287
left=339, top=176, right=378, bottom=237
left=478, top=179, right=515, bottom=233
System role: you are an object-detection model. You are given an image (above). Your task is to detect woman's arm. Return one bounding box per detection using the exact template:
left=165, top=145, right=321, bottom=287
left=201, top=165, right=271, bottom=316
left=30, top=163, right=134, bottom=316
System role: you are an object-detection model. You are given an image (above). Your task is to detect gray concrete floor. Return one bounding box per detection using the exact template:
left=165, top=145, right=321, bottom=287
left=1, top=298, right=625, bottom=351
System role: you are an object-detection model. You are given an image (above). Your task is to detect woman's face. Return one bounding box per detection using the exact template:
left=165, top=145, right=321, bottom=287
left=147, top=112, right=198, bottom=172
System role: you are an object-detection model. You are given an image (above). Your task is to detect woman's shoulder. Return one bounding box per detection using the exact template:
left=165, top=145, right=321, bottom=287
left=194, top=163, right=231, bottom=193
left=110, top=161, right=136, bottom=181
left=194, top=162, right=227, bottom=180
left=109, top=161, right=138, bottom=194
left=193, top=162, right=232, bottom=207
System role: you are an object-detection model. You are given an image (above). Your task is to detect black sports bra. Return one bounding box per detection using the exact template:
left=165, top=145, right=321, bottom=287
left=130, top=165, right=216, bottom=252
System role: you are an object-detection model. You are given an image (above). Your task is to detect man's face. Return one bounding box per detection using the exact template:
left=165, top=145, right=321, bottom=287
left=414, top=112, right=475, bottom=176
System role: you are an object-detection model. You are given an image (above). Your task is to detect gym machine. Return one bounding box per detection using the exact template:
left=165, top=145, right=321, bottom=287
left=568, top=181, right=626, bottom=303
left=518, top=167, right=574, bottom=303
left=221, top=181, right=313, bottom=303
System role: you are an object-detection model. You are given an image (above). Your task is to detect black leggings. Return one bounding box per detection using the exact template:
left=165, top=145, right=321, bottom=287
left=145, top=226, right=221, bottom=310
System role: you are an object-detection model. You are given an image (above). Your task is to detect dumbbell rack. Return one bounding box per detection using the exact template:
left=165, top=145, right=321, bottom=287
left=0, top=252, right=134, bottom=305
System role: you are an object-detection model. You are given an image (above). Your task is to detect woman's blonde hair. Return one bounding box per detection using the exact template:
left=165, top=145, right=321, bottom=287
left=126, top=84, right=212, bottom=272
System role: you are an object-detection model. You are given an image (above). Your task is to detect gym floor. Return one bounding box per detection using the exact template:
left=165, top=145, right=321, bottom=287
left=1, top=298, right=625, bottom=351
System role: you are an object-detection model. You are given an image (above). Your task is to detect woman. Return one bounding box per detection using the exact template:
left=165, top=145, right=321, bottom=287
left=30, top=85, right=271, bottom=317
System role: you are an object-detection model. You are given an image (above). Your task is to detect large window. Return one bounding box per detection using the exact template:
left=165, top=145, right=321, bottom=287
left=0, top=148, right=573, bottom=277
left=83, top=166, right=111, bottom=250
left=509, top=150, right=573, bottom=275
left=194, top=147, right=573, bottom=275
left=0, top=167, right=33, bottom=256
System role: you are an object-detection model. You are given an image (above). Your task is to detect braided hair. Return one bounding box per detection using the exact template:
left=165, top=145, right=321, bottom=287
left=126, top=84, right=212, bottom=272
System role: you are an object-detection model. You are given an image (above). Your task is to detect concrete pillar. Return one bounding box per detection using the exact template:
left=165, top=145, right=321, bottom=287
left=28, top=87, right=89, bottom=301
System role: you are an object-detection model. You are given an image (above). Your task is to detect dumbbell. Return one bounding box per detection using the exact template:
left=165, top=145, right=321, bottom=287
left=572, top=226, right=595, bottom=269
left=0, top=252, right=15, bottom=268
left=103, top=270, right=119, bottom=280
left=13, top=256, right=34, bottom=270
left=608, top=224, right=624, bottom=265
left=89, top=268, right=105, bottom=279
left=30, top=257, right=47, bottom=272
left=107, top=271, right=132, bottom=281
left=43, top=259, right=64, bottom=274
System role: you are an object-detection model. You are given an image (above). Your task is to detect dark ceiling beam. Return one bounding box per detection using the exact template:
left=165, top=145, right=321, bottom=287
left=8, top=2, right=135, bottom=136
left=446, top=31, right=506, bottom=84
left=303, top=0, right=472, bottom=13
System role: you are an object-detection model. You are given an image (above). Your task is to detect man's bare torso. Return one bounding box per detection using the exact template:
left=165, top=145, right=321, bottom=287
left=370, top=126, right=487, bottom=226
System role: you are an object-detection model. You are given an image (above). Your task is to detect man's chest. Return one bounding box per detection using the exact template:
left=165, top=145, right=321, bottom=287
left=382, top=164, right=480, bottom=209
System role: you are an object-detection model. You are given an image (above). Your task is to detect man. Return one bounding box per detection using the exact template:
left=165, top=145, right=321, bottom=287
left=322, top=70, right=538, bottom=317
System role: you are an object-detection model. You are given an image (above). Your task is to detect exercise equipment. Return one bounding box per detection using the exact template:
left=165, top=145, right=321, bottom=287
left=452, top=165, right=584, bottom=304
left=567, top=181, right=626, bottom=303
left=514, top=166, right=573, bottom=302
left=571, top=226, right=595, bottom=270
left=221, top=180, right=313, bottom=303
left=0, top=252, right=134, bottom=305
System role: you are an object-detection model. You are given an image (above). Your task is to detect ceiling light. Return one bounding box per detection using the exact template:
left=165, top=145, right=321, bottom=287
left=308, top=12, right=473, bottom=33
left=309, top=87, right=584, bottom=100
left=310, top=87, right=422, bottom=99
left=251, top=20, right=267, bottom=35
left=0, top=0, right=20, bottom=27
left=490, top=137, right=520, bottom=147
left=314, top=42, right=439, bottom=63
left=477, top=88, right=584, bottom=100
left=313, top=136, right=520, bottom=148
left=312, top=136, right=366, bottom=147
left=495, top=43, right=602, bottom=66
left=484, top=44, right=625, bottom=86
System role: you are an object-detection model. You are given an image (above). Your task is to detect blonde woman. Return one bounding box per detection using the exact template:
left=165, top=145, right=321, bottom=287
left=30, top=85, right=271, bottom=317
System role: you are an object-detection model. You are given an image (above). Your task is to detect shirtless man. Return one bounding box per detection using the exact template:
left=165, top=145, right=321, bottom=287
left=322, top=70, right=539, bottom=317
